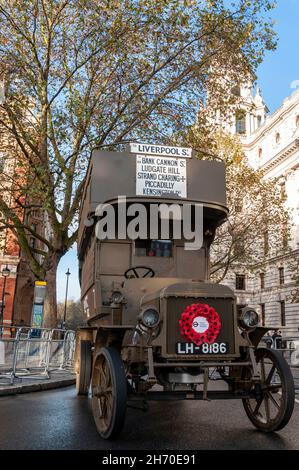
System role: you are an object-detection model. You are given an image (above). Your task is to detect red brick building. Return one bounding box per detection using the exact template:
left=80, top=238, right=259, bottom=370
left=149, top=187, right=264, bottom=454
left=0, top=140, right=20, bottom=327
left=0, top=237, right=19, bottom=328
left=0, top=204, right=42, bottom=327
left=0, top=131, right=41, bottom=327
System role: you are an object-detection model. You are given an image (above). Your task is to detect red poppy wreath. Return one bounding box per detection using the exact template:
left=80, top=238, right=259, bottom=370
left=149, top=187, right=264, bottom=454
left=179, top=303, right=221, bottom=346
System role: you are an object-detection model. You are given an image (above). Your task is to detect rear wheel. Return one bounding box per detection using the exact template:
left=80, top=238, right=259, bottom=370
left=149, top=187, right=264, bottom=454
left=242, top=347, right=294, bottom=432
left=91, top=347, right=127, bottom=439
left=76, top=340, right=92, bottom=395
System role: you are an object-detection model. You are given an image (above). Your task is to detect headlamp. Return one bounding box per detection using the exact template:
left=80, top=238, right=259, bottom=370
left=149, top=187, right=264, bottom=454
left=238, top=307, right=259, bottom=330
left=140, top=307, right=160, bottom=328
left=111, top=290, right=123, bottom=304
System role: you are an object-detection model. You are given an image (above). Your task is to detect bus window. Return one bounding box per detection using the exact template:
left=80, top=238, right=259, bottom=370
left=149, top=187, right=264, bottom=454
left=135, top=240, right=173, bottom=257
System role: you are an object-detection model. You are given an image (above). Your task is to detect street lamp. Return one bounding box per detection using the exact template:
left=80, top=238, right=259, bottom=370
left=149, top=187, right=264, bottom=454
left=63, top=268, right=71, bottom=329
left=0, top=265, right=11, bottom=331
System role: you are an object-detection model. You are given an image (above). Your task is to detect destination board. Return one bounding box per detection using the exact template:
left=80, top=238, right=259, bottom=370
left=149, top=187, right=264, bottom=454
left=130, top=142, right=192, bottom=158
left=136, top=154, right=187, bottom=198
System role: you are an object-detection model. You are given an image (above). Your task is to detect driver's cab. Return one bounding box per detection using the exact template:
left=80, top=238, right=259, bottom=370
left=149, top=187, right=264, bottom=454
left=100, top=234, right=207, bottom=283
left=80, top=232, right=212, bottom=323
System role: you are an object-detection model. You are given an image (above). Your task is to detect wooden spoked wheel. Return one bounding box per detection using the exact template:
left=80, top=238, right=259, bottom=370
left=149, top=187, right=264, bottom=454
left=91, top=347, right=127, bottom=439
left=76, top=340, right=92, bottom=396
left=242, top=348, right=295, bottom=432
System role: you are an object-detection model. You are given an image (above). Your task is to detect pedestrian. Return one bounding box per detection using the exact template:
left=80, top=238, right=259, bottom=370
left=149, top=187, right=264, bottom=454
left=272, top=330, right=282, bottom=349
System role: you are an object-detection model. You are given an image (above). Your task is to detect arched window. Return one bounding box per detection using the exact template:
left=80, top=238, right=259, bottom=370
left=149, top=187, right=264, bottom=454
left=236, top=110, right=246, bottom=134
left=258, top=147, right=263, bottom=159
left=280, top=181, right=286, bottom=200
left=275, top=132, right=281, bottom=144
left=296, top=115, right=299, bottom=127
left=257, top=115, right=262, bottom=128
left=232, top=85, right=241, bottom=97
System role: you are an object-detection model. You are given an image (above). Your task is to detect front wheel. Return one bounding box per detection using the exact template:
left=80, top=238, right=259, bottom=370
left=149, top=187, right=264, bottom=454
left=91, top=347, right=127, bottom=439
left=242, top=347, right=295, bottom=432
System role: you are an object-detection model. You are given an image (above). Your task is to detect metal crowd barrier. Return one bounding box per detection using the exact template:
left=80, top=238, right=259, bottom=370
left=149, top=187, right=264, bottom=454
left=0, top=326, right=76, bottom=385
left=286, top=337, right=299, bottom=367
left=260, top=335, right=299, bottom=366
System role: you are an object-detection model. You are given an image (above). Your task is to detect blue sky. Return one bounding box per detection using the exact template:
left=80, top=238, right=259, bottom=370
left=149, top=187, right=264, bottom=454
left=56, top=0, right=299, bottom=301
left=257, top=0, right=299, bottom=112
left=57, top=245, right=80, bottom=302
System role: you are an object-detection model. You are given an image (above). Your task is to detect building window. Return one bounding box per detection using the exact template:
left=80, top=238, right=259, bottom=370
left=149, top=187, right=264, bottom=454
left=29, top=237, right=36, bottom=249
left=260, top=303, right=265, bottom=326
left=232, top=85, right=241, bottom=97
left=257, top=115, right=262, bottom=128
left=275, top=132, right=281, bottom=144
left=31, top=223, right=38, bottom=234
left=31, top=210, right=40, bottom=218
left=296, top=115, right=299, bottom=127
left=233, top=237, right=245, bottom=257
left=282, top=221, right=288, bottom=248
left=258, top=147, right=263, bottom=159
left=236, top=111, right=246, bottom=135
left=260, top=272, right=265, bottom=289
left=236, top=274, right=246, bottom=291
left=263, top=231, right=269, bottom=256
left=280, top=181, right=286, bottom=200
left=279, top=300, right=286, bottom=326
left=235, top=197, right=243, bottom=213
left=279, top=267, right=285, bottom=285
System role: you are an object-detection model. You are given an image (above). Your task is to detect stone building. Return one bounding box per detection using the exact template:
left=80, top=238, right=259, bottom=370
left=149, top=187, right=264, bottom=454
left=222, top=84, right=299, bottom=338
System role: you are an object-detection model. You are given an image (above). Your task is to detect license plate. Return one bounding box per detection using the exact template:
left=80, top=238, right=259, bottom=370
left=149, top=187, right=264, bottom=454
left=176, top=342, right=229, bottom=355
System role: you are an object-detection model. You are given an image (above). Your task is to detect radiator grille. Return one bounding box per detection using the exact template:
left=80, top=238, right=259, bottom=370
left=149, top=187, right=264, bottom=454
left=166, top=297, right=235, bottom=356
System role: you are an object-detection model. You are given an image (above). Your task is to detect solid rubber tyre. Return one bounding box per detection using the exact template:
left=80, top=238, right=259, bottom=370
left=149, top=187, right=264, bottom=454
left=242, top=347, right=294, bottom=432
left=91, top=347, right=127, bottom=439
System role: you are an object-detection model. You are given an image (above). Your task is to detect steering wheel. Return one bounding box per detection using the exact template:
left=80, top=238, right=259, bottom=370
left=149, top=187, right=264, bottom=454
left=124, top=266, right=155, bottom=279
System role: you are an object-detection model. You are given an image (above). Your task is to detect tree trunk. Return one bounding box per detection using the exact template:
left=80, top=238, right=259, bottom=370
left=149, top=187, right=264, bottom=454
left=43, top=264, right=58, bottom=329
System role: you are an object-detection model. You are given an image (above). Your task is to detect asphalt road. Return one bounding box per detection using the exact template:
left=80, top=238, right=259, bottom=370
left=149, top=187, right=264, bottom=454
left=0, top=383, right=298, bottom=450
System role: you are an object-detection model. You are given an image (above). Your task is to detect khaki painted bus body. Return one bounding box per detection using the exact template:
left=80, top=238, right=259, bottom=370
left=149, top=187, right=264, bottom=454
left=75, top=148, right=294, bottom=438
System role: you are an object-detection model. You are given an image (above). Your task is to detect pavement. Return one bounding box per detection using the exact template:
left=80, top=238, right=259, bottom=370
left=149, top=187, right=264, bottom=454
left=0, top=369, right=75, bottom=396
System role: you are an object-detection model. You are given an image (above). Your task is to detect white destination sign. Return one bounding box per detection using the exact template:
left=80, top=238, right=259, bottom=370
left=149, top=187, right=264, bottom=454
left=130, top=142, right=192, bottom=158
left=136, top=154, right=187, bottom=198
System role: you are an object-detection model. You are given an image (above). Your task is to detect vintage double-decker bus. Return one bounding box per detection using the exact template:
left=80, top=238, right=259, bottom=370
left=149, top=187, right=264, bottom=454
left=75, top=143, right=294, bottom=439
